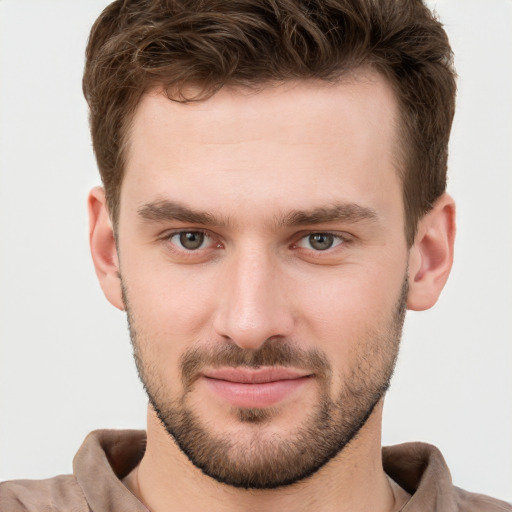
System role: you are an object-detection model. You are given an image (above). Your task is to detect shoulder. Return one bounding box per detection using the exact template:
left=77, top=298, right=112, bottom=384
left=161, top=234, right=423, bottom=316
left=383, top=442, right=512, bottom=512
left=0, top=475, right=89, bottom=512
left=453, top=486, right=512, bottom=512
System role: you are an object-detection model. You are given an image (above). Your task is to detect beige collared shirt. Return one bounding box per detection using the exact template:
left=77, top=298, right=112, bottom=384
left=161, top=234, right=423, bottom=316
left=1, top=430, right=510, bottom=511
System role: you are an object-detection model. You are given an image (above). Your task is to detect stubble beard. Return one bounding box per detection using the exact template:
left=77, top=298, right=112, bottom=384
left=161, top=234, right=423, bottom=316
left=123, top=277, right=408, bottom=489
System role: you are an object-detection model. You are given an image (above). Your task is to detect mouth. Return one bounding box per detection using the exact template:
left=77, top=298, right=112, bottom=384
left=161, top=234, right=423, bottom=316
left=200, top=367, right=313, bottom=408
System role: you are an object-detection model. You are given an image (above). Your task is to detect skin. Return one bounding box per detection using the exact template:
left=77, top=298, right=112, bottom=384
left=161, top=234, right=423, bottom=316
left=89, top=70, right=455, bottom=512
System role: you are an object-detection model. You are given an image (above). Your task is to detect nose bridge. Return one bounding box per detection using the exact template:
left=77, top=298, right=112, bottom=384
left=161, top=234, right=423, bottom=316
left=213, top=242, right=293, bottom=349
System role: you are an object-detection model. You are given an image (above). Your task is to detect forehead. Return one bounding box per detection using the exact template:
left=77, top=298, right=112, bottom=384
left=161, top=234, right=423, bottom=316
left=121, top=71, right=401, bottom=224
left=129, top=71, right=398, bottom=148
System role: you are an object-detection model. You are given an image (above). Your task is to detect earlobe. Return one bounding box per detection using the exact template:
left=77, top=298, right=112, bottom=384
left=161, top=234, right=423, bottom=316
left=407, top=193, right=456, bottom=311
left=88, top=187, right=125, bottom=311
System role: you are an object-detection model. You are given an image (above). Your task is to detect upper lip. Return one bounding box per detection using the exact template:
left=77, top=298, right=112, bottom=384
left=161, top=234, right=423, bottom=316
left=201, top=367, right=312, bottom=384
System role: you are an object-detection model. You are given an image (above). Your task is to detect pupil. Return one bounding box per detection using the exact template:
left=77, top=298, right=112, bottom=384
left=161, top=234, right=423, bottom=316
left=310, top=233, right=333, bottom=250
left=180, top=232, right=204, bottom=250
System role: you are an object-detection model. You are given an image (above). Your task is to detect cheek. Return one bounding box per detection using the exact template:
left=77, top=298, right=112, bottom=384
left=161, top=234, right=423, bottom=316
left=294, top=263, right=405, bottom=366
left=122, top=262, right=221, bottom=370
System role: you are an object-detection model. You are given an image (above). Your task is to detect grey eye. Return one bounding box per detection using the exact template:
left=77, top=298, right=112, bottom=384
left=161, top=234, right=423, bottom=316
left=308, top=233, right=334, bottom=251
left=174, top=231, right=206, bottom=250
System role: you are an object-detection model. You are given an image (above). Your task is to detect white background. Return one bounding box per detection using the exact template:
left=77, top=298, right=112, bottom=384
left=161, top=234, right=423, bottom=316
left=0, top=0, right=511, bottom=502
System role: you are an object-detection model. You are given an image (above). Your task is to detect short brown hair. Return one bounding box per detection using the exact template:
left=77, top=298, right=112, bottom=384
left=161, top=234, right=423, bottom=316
left=83, top=0, right=456, bottom=245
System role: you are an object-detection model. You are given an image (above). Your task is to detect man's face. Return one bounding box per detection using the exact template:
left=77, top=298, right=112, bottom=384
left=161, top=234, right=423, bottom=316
left=117, top=73, right=410, bottom=488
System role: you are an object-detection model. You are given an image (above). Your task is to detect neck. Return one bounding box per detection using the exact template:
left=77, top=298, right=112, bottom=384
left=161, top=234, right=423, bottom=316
left=124, top=401, right=406, bottom=512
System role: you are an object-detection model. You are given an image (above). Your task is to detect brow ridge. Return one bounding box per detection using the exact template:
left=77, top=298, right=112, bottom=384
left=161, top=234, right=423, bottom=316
left=281, top=203, right=378, bottom=226
left=137, top=199, right=378, bottom=229
left=138, top=200, right=229, bottom=227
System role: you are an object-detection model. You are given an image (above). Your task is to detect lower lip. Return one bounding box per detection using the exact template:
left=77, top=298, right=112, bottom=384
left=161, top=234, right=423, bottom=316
left=202, top=376, right=311, bottom=408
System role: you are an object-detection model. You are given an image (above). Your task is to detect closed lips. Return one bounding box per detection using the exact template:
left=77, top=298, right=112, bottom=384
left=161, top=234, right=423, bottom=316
left=201, top=367, right=313, bottom=384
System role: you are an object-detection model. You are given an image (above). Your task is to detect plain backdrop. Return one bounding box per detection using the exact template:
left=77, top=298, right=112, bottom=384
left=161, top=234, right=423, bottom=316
left=0, top=0, right=511, bottom=502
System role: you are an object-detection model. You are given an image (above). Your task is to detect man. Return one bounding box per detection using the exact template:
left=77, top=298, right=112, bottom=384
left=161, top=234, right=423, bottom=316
left=1, top=0, right=510, bottom=511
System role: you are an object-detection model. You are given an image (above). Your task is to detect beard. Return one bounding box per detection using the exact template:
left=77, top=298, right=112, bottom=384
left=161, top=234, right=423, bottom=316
left=123, top=276, right=408, bottom=490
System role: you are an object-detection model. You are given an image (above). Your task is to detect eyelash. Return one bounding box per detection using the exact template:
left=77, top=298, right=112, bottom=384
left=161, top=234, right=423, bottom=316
left=164, top=230, right=220, bottom=253
left=292, top=231, right=348, bottom=252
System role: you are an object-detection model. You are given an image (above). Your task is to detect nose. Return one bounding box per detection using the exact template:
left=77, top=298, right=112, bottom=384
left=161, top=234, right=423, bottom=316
left=212, top=245, right=295, bottom=350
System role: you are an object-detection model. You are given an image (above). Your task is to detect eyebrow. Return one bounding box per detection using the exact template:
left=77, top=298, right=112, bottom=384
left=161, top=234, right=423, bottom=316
left=138, top=200, right=230, bottom=227
left=281, top=204, right=379, bottom=226
left=137, top=200, right=378, bottom=228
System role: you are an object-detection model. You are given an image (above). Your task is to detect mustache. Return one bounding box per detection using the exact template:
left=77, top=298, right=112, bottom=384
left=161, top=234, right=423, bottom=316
left=180, top=339, right=331, bottom=389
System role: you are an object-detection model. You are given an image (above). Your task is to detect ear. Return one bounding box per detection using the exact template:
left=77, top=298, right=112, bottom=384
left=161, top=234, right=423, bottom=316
left=407, top=193, right=456, bottom=311
left=88, top=187, right=124, bottom=310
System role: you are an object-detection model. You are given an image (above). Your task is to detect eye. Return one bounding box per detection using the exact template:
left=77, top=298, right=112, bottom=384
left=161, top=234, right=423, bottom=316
left=169, top=231, right=212, bottom=250
left=296, top=233, right=345, bottom=251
